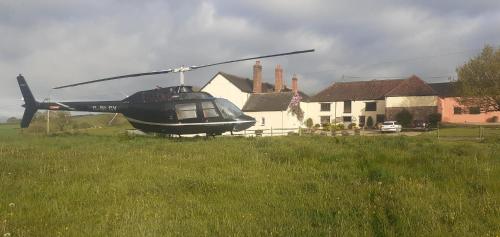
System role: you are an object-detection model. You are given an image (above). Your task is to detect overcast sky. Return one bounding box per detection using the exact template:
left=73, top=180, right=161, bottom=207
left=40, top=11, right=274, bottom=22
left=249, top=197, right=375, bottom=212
left=1, top=0, right=500, bottom=118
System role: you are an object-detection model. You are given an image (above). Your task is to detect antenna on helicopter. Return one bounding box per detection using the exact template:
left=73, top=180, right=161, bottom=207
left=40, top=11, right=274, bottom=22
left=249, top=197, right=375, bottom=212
left=53, top=49, right=315, bottom=89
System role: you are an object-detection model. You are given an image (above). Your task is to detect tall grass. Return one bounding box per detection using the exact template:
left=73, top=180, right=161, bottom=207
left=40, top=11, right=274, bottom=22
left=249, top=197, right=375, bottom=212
left=0, top=124, right=499, bottom=236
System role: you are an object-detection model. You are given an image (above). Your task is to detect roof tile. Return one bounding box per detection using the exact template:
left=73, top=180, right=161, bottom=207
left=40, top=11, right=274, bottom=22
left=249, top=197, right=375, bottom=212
left=242, top=92, right=296, bottom=112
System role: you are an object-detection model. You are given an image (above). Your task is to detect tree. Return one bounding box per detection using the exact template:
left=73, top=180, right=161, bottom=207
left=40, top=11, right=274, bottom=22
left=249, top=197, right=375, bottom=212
left=6, top=117, right=20, bottom=124
left=288, top=92, right=304, bottom=122
left=52, top=111, right=72, bottom=131
left=366, top=116, right=374, bottom=128
left=395, top=109, right=413, bottom=128
left=456, top=45, right=500, bottom=112
left=305, top=118, right=313, bottom=129
left=427, top=113, right=442, bottom=128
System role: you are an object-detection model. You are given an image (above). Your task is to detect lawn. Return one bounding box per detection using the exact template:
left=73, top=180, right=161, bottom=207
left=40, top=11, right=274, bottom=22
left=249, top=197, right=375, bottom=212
left=0, top=124, right=499, bottom=236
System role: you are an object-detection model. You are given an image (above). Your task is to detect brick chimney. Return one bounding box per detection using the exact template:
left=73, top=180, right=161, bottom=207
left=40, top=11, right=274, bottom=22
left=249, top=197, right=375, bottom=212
left=292, top=74, right=298, bottom=93
left=253, top=61, right=262, bottom=93
left=274, top=64, right=283, bottom=92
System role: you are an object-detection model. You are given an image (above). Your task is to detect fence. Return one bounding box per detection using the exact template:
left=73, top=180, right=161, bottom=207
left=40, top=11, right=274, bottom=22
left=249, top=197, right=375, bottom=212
left=230, top=124, right=500, bottom=140
left=230, top=127, right=300, bottom=137
left=432, top=124, right=500, bottom=141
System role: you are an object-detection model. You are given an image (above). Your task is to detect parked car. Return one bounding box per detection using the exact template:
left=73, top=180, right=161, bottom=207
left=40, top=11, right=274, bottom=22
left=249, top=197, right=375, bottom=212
left=380, top=121, right=402, bottom=132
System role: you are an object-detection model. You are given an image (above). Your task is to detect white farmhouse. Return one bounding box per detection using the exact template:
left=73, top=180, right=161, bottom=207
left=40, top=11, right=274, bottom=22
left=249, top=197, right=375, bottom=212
left=307, top=75, right=439, bottom=127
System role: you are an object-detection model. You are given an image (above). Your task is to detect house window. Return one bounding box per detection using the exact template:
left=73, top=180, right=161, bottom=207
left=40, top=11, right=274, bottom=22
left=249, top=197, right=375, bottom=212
left=320, top=116, right=331, bottom=125
left=469, top=107, right=480, bottom=114
left=365, top=102, right=376, bottom=111
left=320, top=103, right=331, bottom=111
left=344, top=100, right=352, bottom=113
left=261, top=117, right=265, bottom=126
left=453, top=107, right=462, bottom=114
left=359, top=116, right=366, bottom=127
left=343, top=116, right=352, bottom=122
left=175, top=103, right=197, bottom=120
left=376, top=114, right=385, bottom=124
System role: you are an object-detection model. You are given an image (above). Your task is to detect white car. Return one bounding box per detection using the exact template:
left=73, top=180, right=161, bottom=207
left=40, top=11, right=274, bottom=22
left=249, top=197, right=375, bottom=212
left=380, top=121, right=402, bottom=132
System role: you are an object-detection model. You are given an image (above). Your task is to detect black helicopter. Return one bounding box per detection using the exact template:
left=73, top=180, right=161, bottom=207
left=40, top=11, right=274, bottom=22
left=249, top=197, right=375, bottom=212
left=17, top=49, right=314, bottom=135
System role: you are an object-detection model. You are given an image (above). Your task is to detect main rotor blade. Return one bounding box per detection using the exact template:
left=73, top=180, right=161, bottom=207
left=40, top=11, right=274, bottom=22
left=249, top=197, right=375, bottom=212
left=191, top=49, right=315, bottom=69
left=53, top=69, right=173, bottom=89
left=53, top=49, right=314, bottom=89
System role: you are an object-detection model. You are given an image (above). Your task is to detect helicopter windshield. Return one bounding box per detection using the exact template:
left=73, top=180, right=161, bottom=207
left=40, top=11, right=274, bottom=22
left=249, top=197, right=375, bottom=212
left=214, top=98, right=243, bottom=119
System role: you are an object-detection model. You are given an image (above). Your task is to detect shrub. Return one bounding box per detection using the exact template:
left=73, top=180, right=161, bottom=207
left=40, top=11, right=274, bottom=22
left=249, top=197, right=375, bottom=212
left=322, top=123, right=331, bottom=131
left=314, top=124, right=320, bottom=129
left=366, top=116, right=374, bottom=128
left=335, top=123, right=345, bottom=130
left=348, top=123, right=357, bottom=129
left=486, top=116, right=498, bottom=123
left=427, top=113, right=442, bottom=127
left=6, top=117, right=20, bottom=124
left=305, top=118, right=314, bottom=128
left=395, top=109, right=413, bottom=127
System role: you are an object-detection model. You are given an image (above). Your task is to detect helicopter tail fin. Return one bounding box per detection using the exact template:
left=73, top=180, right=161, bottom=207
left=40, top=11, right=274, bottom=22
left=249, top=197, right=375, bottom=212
left=17, top=74, right=38, bottom=128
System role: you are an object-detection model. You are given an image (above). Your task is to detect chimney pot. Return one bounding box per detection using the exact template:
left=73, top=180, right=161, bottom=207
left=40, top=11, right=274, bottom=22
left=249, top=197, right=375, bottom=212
left=292, top=74, right=298, bottom=93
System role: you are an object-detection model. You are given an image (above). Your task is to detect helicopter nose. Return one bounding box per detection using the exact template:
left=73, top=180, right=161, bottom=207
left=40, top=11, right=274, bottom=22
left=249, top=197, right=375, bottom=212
left=233, top=114, right=256, bottom=131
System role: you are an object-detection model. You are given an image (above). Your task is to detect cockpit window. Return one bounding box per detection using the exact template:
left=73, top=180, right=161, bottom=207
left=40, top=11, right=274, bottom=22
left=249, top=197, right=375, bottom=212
left=201, top=101, right=219, bottom=118
left=175, top=103, right=197, bottom=120
left=214, top=98, right=243, bottom=119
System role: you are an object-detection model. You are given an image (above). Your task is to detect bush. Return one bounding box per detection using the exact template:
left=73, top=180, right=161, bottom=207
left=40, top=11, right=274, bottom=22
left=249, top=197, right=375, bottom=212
left=314, top=124, right=320, bottom=129
left=322, top=123, right=331, bottom=131
left=305, top=118, right=314, bottom=128
left=366, top=116, right=374, bottom=128
left=486, top=116, right=498, bottom=123
left=6, top=117, right=20, bottom=124
left=427, top=113, right=442, bottom=127
left=334, top=123, right=345, bottom=130
left=395, top=109, right=413, bottom=127
left=348, top=123, right=356, bottom=129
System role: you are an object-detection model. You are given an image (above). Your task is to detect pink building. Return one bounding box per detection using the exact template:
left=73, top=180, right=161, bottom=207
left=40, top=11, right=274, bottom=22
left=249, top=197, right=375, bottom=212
left=430, top=82, right=500, bottom=124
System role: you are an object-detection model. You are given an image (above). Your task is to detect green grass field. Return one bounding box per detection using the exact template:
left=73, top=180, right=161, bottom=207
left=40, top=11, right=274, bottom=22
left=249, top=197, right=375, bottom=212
left=0, top=123, right=499, bottom=236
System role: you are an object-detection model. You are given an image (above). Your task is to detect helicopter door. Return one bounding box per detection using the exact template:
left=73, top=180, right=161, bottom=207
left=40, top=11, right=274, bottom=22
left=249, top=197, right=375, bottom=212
left=175, top=103, right=200, bottom=122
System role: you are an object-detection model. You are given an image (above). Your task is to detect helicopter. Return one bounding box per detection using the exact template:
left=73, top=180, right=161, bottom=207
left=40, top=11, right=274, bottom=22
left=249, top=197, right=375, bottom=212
left=17, top=49, right=314, bottom=135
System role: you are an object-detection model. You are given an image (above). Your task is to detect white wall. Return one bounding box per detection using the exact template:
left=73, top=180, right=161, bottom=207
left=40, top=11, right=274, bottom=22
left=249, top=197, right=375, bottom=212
left=386, top=96, right=438, bottom=107
left=244, top=110, right=302, bottom=135
left=305, top=100, right=385, bottom=126
left=350, top=100, right=386, bottom=125
left=201, top=74, right=249, bottom=109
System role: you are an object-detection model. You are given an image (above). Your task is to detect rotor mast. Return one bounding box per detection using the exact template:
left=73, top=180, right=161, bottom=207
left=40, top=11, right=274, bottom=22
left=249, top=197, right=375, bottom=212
left=174, top=66, right=193, bottom=86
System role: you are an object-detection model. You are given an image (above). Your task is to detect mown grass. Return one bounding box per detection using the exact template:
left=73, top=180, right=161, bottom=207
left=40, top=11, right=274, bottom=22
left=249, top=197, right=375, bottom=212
left=0, top=124, right=499, bottom=236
